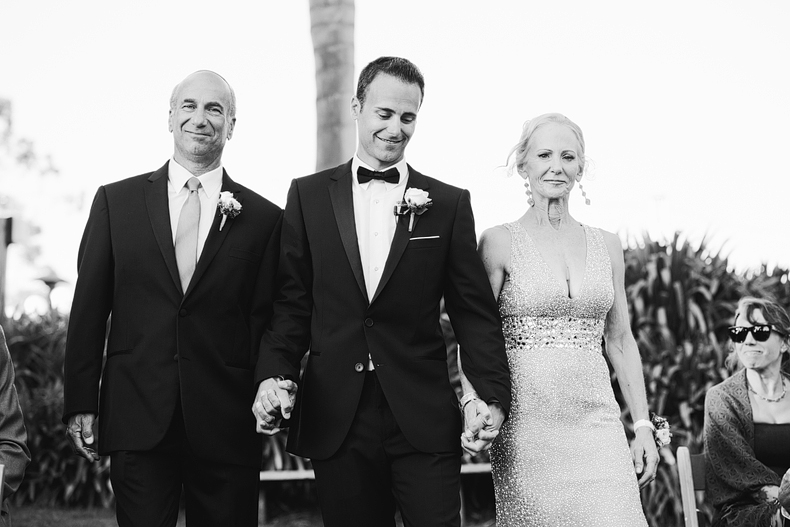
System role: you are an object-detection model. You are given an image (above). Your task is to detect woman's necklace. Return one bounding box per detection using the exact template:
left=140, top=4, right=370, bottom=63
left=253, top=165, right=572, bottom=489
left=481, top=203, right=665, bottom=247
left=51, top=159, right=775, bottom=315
left=747, top=377, right=787, bottom=403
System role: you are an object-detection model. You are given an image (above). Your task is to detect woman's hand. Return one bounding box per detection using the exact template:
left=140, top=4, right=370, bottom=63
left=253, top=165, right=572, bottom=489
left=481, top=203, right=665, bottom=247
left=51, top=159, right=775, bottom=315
left=461, top=399, right=499, bottom=455
left=754, top=484, right=780, bottom=503
left=753, top=485, right=785, bottom=527
left=632, top=427, right=659, bottom=489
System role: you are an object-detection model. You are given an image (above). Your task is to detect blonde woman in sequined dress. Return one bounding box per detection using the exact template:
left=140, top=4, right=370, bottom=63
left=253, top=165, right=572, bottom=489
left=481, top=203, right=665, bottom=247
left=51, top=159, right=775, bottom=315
left=459, top=113, right=657, bottom=526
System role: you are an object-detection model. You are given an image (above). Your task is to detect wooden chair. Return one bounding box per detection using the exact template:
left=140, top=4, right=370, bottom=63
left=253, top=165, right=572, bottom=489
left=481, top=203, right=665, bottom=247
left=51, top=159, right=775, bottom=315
left=677, top=446, right=706, bottom=527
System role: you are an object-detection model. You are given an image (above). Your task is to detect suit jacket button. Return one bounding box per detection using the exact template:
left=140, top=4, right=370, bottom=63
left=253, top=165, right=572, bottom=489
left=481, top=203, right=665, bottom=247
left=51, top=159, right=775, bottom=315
left=364, top=318, right=374, bottom=327
left=354, top=362, right=364, bottom=372
left=173, top=354, right=178, bottom=361
left=179, top=309, right=188, bottom=317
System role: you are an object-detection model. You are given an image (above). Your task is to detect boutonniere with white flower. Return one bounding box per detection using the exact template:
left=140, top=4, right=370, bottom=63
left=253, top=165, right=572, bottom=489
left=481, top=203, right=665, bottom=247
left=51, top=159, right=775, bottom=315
left=393, top=188, right=432, bottom=232
left=217, top=191, right=242, bottom=231
left=650, top=412, right=672, bottom=448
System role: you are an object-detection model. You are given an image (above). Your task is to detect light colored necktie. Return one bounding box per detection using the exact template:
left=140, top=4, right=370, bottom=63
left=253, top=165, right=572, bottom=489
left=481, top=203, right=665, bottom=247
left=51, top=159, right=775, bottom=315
left=175, top=177, right=201, bottom=293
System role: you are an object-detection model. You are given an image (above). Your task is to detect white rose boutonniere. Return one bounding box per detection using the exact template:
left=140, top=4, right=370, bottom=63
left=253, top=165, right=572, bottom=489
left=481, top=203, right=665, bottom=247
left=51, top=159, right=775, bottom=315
left=217, top=191, right=242, bottom=231
left=393, top=188, right=432, bottom=232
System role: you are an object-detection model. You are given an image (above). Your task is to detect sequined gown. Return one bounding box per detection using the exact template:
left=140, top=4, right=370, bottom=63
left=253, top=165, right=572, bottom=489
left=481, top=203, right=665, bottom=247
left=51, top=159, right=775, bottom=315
left=491, top=222, right=647, bottom=526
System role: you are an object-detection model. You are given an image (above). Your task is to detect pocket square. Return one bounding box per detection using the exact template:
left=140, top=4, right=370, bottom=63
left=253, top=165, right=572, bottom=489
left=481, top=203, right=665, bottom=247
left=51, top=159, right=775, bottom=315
left=410, top=235, right=440, bottom=241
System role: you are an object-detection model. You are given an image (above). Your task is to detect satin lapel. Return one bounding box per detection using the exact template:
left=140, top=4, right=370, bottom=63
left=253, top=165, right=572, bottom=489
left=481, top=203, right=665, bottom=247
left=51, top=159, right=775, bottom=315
left=145, top=162, right=181, bottom=293
left=370, top=166, right=430, bottom=304
left=328, top=162, right=368, bottom=303
left=185, top=169, right=240, bottom=298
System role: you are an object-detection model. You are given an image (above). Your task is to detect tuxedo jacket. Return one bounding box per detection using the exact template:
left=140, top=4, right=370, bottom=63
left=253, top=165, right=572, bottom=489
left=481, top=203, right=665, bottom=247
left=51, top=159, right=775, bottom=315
left=255, top=161, right=511, bottom=460
left=63, top=162, right=282, bottom=468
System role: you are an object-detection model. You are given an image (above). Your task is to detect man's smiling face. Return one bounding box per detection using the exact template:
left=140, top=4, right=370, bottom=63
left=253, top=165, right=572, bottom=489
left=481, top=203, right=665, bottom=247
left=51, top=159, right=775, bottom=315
left=351, top=73, right=421, bottom=170
left=169, top=71, right=235, bottom=166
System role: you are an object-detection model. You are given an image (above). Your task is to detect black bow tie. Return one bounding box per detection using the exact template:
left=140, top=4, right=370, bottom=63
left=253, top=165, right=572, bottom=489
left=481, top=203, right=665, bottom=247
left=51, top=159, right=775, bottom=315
left=357, top=166, right=399, bottom=184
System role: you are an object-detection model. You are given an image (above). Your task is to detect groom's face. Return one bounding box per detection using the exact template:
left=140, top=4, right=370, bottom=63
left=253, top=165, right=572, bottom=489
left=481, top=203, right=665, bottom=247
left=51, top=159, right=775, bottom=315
left=351, top=73, right=422, bottom=170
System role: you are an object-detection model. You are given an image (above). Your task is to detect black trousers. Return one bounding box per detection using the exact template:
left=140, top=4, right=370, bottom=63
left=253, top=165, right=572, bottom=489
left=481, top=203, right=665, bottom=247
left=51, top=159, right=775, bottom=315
left=110, top=405, right=258, bottom=527
left=312, top=371, right=462, bottom=527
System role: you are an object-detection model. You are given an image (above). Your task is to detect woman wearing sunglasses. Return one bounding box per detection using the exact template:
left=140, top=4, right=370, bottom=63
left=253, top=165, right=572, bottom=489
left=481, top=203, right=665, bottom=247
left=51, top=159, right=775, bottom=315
left=704, top=296, right=790, bottom=527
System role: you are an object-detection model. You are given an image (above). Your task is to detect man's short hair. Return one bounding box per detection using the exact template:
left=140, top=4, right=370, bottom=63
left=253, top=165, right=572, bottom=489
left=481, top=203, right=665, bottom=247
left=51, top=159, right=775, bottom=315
left=169, top=70, right=237, bottom=119
left=355, top=57, right=425, bottom=108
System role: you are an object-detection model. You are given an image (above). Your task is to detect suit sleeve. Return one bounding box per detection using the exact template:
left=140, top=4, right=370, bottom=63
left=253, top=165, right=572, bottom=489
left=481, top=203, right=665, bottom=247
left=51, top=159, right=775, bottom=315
left=249, top=208, right=283, bottom=365
left=0, top=325, right=31, bottom=504
left=62, top=187, right=115, bottom=422
left=443, top=190, right=511, bottom=416
left=255, top=179, right=313, bottom=383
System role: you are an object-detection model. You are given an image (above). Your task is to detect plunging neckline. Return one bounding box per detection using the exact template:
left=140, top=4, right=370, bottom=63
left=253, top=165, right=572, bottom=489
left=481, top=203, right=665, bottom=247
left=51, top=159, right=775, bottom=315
left=516, top=222, right=590, bottom=301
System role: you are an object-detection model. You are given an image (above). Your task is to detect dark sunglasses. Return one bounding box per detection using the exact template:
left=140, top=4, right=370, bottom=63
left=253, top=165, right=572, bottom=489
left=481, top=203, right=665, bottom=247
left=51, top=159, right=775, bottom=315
left=728, top=325, right=783, bottom=343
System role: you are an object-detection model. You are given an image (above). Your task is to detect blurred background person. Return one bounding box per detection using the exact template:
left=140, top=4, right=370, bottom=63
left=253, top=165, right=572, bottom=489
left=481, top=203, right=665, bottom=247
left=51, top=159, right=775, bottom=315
left=0, top=325, right=31, bottom=527
left=705, top=296, right=790, bottom=527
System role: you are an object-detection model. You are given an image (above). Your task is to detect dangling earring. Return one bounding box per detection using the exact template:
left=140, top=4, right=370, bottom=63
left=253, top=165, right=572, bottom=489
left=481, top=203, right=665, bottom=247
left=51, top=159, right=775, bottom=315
left=524, top=178, right=535, bottom=207
left=578, top=182, right=590, bottom=205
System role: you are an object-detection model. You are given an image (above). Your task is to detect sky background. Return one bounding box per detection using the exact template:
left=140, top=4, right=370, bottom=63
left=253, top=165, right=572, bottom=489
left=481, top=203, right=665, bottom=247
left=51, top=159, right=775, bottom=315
left=1, top=0, right=789, bottom=312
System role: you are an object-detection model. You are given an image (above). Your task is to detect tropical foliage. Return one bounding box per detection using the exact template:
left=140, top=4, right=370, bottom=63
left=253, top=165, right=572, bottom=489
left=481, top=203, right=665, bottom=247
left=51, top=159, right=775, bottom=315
left=5, top=232, right=789, bottom=525
left=624, top=233, right=789, bottom=526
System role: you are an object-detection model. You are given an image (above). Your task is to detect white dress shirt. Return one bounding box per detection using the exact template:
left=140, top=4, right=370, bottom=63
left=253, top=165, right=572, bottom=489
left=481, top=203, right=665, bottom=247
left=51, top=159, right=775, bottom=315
left=167, top=158, right=224, bottom=260
left=351, top=155, right=409, bottom=301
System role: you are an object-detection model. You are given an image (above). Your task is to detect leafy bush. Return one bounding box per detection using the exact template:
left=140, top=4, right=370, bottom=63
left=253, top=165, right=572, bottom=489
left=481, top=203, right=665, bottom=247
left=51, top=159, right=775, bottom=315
left=5, top=312, right=112, bottom=507
left=623, top=233, right=789, bottom=526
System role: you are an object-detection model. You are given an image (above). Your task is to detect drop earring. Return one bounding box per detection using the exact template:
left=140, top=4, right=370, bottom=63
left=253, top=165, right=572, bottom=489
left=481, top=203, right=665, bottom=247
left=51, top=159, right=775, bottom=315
left=578, top=182, right=591, bottom=205
left=524, top=179, right=535, bottom=207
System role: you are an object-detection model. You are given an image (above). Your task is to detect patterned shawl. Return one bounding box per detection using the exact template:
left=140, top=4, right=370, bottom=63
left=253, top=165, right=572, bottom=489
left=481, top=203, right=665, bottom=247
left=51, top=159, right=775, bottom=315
left=704, top=369, right=784, bottom=527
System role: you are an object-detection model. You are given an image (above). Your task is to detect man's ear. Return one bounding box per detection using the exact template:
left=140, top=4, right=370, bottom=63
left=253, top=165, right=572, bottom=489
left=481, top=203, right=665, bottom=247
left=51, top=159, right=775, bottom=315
left=351, top=97, right=361, bottom=120
left=168, top=110, right=174, bottom=133
left=227, top=117, right=236, bottom=140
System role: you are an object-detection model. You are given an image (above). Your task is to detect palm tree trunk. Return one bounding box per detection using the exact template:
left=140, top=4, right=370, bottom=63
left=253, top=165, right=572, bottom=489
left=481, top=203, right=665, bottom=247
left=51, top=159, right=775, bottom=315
left=309, top=0, right=355, bottom=171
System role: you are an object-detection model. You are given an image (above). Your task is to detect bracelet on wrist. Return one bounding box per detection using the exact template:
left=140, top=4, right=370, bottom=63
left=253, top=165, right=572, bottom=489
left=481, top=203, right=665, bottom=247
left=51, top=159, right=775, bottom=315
left=459, top=391, right=480, bottom=410
left=634, top=413, right=672, bottom=448
left=633, top=419, right=655, bottom=433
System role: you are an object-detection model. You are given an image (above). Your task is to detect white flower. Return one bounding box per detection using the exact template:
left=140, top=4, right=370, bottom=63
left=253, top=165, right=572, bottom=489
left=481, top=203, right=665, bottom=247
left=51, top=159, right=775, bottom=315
left=217, top=191, right=242, bottom=231
left=218, top=191, right=242, bottom=212
left=650, top=412, right=672, bottom=448
left=404, top=188, right=431, bottom=208
left=656, top=428, right=671, bottom=447
left=394, top=188, right=432, bottom=232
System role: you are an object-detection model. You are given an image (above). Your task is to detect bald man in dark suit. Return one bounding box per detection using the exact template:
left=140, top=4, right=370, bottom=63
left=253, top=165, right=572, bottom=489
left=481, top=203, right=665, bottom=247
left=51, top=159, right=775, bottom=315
left=63, top=71, right=282, bottom=527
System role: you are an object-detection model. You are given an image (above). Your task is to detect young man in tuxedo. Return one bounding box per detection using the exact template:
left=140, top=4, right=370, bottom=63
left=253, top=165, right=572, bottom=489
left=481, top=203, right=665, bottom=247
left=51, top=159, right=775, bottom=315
left=63, top=70, right=282, bottom=527
left=253, top=57, right=511, bottom=526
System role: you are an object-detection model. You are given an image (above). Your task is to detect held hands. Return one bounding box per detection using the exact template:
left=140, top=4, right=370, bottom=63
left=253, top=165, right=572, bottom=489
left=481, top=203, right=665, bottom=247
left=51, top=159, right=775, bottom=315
left=251, top=377, right=298, bottom=435
left=66, top=413, right=100, bottom=462
left=461, top=399, right=505, bottom=455
left=632, top=427, right=660, bottom=489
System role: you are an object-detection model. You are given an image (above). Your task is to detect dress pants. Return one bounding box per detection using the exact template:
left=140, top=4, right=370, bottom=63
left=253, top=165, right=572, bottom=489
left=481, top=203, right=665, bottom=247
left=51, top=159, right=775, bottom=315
left=110, top=404, right=258, bottom=527
left=312, top=371, right=462, bottom=527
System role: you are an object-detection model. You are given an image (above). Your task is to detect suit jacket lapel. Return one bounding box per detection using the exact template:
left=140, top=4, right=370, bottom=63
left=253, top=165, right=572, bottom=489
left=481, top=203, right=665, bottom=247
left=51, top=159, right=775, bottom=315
left=145, top=162, right=182, bottom=294
left=185, top=169, right=240, bottom=298
left=328, top=161, right=368, bottom=303
left=370, top=166, right=430, bottom=304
